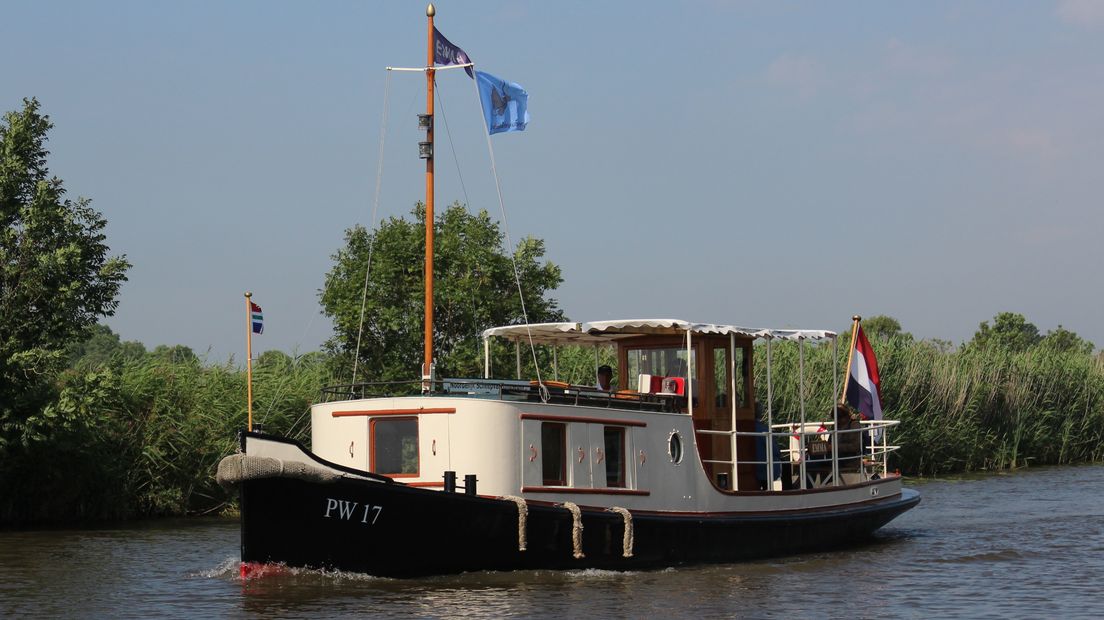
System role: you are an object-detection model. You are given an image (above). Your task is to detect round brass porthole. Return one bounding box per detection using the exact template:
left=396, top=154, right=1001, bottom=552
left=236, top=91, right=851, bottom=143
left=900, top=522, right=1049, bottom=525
left=668, top=430, right=684, bottom=464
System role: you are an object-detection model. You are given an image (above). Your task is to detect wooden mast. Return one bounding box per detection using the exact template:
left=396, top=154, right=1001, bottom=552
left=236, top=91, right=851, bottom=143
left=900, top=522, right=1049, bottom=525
left=423, top=3, right=436, bottom=390
left=840, top=315, right=861, bottom=404
left=245, top=291, right=254, bottom=431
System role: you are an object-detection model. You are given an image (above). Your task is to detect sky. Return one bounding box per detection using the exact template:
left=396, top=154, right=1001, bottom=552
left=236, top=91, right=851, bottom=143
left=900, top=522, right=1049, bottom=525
left=4, top=0, right=1103, bottom=362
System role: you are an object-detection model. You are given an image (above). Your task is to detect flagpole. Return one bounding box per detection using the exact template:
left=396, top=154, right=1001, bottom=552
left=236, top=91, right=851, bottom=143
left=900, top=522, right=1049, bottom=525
left=840, top=315, right=861, bottom=405
left=245, top=291, right=254, bottom=431
left=422, top=3, right=436, bottom=391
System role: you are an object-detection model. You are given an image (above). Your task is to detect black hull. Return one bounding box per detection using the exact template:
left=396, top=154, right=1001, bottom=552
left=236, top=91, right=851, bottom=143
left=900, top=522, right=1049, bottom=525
left=239, top=474, right=920, bottom=577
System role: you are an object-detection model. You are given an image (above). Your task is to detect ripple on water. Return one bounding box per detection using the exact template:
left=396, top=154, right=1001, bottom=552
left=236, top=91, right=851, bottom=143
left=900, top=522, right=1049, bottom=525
left=3, top=466, right=1103, bottom=619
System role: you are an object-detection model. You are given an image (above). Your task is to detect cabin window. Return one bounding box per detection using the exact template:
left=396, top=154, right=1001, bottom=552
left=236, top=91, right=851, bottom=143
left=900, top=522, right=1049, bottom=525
left=370, top=418, right=419, bottom=476
left=626, top=347, right=696, bottom=391
left=603, top=426, right=626, bottom=488
left=541, top=422, right=567, bottom=486
left=734, top=344, right=750, bottom=409
left=713, top=346, right=730, bottom=410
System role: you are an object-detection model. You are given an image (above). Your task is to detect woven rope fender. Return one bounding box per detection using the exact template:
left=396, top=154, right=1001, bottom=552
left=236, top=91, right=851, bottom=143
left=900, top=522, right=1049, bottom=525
left=562, top=501, right=585, bottom=559
left=501, top=495, right=528, bottom=551
left=608, top=506, right=634, bottom=558
left=216, top=453, right=339, bottom=490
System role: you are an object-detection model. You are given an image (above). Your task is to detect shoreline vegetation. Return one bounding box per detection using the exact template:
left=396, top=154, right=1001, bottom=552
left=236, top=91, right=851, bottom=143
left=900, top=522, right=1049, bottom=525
left=1, top=324, right=1100, bottom=526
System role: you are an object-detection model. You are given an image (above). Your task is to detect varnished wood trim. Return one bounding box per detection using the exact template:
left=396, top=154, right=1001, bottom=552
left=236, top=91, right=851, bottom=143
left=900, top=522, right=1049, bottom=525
left=404, top=481, right=445, bottom=488
left=519, top=413, right=646, bottom=427
left=521, top=486, right=650, bottom=496
left=333, top=407, right=456, bottom=417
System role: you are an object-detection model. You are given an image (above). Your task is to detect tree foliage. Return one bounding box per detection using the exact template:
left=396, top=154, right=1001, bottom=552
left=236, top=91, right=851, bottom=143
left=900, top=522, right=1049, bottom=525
left=860, top=315, right=911, bottom=341
left=321, top=203, right=565, bottom=384
left=0, top=98, right=130, bottom=445
left=969, top=312, right=1041, bottom=352
left=1039, top=325, right=1094, bottom=355
left=66, top=323, right=147, bottom=367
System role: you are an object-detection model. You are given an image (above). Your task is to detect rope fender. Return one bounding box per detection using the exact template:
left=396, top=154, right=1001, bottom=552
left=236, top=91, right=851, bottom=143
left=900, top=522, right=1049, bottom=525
left=215, top=453, right=339, bottom=490
left=608, top=506, right=634, bottom=558
left=562, top=502, right=585, bottom=559
left=501, top=495, right=528, bottom=551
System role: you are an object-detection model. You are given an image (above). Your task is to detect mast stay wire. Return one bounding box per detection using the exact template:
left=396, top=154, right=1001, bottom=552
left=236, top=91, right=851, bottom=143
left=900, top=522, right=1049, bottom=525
left=468, top=68, right=545, bottom=397
left=434, top=78, right=473, bottom=211
left=351, top=68, right=393, bottom=384
left=435, top=79, right=488, bottom=369
left=257, top=319, right=318, bottom=430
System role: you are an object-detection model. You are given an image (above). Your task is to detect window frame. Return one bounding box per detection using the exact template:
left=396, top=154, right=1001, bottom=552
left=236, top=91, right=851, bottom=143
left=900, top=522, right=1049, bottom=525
left=603, top=425, right=627, bottom=488
left=369, top=416, right=420, bottom=478
left=541, top=422, right=567, bottom=486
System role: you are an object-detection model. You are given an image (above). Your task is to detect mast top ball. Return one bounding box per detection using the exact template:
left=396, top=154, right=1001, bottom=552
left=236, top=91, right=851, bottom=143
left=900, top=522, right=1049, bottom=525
left=427, top=4, right=435, bottom=17
left=853, top=315, right=861, bottom=322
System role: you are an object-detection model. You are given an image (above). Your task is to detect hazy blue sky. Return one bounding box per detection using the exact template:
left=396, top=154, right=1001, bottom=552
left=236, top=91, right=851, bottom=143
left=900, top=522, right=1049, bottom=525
left=4, top=0, right=1103, bottom=362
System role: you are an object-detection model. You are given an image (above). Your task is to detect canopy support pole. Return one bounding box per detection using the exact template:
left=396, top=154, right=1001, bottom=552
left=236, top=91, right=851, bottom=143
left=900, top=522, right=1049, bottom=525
left=798, top=336, right=807, bottom=490
left=484, top=337, right=491, bottom=379
left=730, top=333, right=738, bottom=490
left=686, top=329, right=694, bottom=417
left=766, top=336, right=775, bottom=491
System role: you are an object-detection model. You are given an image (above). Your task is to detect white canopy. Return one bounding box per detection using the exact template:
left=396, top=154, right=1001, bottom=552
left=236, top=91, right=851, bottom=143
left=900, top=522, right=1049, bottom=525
left=482, top=319, right=835, bottom=344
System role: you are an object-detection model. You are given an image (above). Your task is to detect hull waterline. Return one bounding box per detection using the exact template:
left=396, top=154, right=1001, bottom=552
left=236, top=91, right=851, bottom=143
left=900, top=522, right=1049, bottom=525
left=239, top=472, right=920, bottom=577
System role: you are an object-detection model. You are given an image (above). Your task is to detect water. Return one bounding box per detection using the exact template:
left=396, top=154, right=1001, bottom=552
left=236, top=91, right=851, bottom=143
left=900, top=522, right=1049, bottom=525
left=2, top=465, right=1102, bottom=619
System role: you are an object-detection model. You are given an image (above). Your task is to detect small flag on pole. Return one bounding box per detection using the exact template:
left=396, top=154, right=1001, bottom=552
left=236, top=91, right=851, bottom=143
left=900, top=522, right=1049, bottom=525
left=433, top=27, right=474, bottom=78
left=475, top=70, right=529, bottom=135
left=250, top=301, right=264, bottom=335
left=845, top=326, right=882, bottom=422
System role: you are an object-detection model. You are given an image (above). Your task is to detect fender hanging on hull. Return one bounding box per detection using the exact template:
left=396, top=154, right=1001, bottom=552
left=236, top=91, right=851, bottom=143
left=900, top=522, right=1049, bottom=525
left=238, top=474, right=920, bottom=578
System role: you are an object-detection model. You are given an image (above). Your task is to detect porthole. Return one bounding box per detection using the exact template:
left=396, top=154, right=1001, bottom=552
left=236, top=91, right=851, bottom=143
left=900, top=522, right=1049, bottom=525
left=668, top=430, right=684, bottom=464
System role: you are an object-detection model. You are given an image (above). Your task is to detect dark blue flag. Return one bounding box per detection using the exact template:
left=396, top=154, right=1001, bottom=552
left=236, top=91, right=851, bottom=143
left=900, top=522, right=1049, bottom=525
left=475, top=70, right=529, bottom=135
left=433, top=27, right=474, bottom=78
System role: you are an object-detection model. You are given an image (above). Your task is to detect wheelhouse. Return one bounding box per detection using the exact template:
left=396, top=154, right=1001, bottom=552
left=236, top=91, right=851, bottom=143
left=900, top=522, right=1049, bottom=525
left=479, top=319, right=897, bottom=493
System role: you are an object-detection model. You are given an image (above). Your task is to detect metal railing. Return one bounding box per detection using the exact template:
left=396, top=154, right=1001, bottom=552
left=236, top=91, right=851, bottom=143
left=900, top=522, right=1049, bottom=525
left=319, top=378, right=682, bottom=412
left=695, top=418, right=901, bottom=492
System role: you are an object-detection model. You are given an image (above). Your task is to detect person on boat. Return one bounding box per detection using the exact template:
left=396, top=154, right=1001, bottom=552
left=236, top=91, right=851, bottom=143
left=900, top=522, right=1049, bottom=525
left=834, top=404, right=863, bottom=470
left=596, top=365, right=613, bottom=391
left=754, top=402, right=782, bottom=490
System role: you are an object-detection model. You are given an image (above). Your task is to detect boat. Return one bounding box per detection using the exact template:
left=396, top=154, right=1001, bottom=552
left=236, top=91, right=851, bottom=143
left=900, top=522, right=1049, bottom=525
left=217, top=5, right=919, bottom=578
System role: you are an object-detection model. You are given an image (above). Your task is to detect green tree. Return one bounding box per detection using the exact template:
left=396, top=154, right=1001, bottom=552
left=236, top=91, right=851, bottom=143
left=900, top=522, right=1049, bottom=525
left=321, top=203, right=564, bottom=384
left=66, top=323, right=146, bottom=367
left=968, top=312, right=1041, bottom=352
left=149, top=344, right=199, bottom=365
left=861, top=315, right=912, bottom=341
left=0, top=98, right=130, bottom=441
left=1039, top=325, right=1094, bottom=355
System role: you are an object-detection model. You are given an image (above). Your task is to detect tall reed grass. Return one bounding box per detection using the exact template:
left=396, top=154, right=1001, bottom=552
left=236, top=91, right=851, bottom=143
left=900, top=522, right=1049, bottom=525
left=756, top=337, right=1104, bottom=475
left=4, top=336, right=1101, bottom=524
left=0, top=352, right=331, bottom=524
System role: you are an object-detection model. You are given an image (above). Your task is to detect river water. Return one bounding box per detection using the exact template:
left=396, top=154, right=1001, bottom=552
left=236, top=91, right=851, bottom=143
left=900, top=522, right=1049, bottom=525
left=2, top=465, right=1102, bottom=619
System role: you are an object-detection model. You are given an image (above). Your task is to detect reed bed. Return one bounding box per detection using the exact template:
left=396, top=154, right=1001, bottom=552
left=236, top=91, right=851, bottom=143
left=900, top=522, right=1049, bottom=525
left=756, top=337, right=1104, bottom=475
left=0, top=353, right=331, bottom=523
left=3, top=338, right=1101, bottom=524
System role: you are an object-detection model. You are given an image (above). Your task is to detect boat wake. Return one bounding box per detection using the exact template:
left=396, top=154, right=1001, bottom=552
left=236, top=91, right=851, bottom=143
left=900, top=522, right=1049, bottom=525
left=190, top=557, right=241, bottom=580
left=192, top=558, right=395, bottom=583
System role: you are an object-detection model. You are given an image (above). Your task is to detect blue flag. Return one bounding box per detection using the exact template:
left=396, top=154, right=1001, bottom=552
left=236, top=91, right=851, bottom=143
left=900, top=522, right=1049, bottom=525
left=433, top=27, right=474, bottom=79
left=475, top=71, right=529, bottom=135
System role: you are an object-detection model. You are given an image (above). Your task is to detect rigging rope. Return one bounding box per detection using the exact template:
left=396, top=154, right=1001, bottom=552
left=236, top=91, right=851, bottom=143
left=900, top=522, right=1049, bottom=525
left=435, top=80, right=485, bottom=367
left=351, top=69, right=393, bottom=384
left=469, top=70, right=544, bottom=395
left=434, top=79, right=473, bottom=210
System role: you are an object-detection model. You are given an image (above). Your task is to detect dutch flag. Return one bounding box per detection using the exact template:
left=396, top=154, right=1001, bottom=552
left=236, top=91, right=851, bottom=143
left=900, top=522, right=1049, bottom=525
left=250, top=301, right=264, bottom=335
left=845, top=326, right=882, bottom=422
